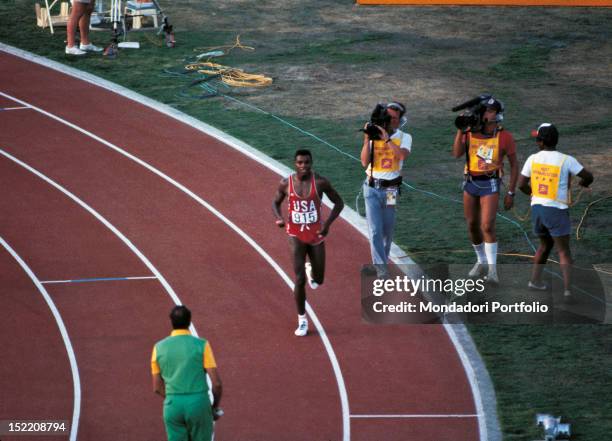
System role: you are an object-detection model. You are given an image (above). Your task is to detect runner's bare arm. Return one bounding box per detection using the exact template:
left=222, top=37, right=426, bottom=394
left=272, top=178, right=288, bottom=227
left=319, top=178, right=344, bottom=237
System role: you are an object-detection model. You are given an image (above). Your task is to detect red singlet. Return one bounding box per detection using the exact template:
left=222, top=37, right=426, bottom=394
left=286, top=173, right=323, bottom=245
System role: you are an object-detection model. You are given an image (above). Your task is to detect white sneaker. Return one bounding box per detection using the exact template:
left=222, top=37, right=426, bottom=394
left=294, top=319, right=308, bottom=337
left=65, top=46, right=86, bottom=55
left=305, top=262, right=319, bottom=290
left=468, top=262, right=487, bottom=278
left=485, top=271, right=499, bottom=285
left=80, top=43, right=103, bottom=52
left=528, top=281, right=549, bottom=291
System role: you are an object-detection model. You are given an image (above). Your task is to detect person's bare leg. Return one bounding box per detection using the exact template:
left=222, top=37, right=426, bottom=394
left=553, top=235, right=572, bottom=293
left=290, top=238, right=308, bottom=315
left=67, top=2, right=88, bottom=48
left=306, top=242, right=325, bottom=285
left=289, top=237, right=309, bottom=336
left=78, top=2, right=95, bottom=45
left=479, top=193, right=500, bottom=282
left=464, top=191, right=483, bottom=245
left=530, top=235, right=554, bottom=287
left=480, top=193, right=499, bottom=244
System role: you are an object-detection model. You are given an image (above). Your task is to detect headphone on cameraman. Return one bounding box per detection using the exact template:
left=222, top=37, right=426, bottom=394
left=481, top=97, right=505, bottom=123
left=387, top=102, right=408, bottom=128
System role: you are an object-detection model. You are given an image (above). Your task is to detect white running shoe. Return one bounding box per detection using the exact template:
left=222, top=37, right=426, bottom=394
left=80, top=43, right=103, bottom=52
left=294, top=319, right=308, bottom=337
left=65, top=46, right=86, bottom=55
left=528, top=280, right=549, bottom=291
left=468, top=262, right=487, bottom=278
left=305, top=262, right=319, bottom=290
left=485, top=271, right=499, bottom=285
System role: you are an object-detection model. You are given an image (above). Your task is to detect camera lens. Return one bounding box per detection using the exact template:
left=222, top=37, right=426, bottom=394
left=455, top=115, right=470, bottom=130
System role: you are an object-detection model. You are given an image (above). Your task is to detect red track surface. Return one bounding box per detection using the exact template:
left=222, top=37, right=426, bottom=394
left=0, top=50, right=478, bottom=440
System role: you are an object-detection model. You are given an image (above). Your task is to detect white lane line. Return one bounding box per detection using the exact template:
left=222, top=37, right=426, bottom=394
left=0, top=236, right=81, bottom=441
left=350, top=414, right=480, bottom=418
left=41, top=276, right=158, bottom=284
left=2, top=147, right=199, bottom=343
left=443, top=323, right=487, bottom=439
left=0, top=147, right=187, bottom=309
left=0, top=91, right=351, bottom=441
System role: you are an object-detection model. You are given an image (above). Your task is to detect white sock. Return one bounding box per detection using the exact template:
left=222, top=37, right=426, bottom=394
left=484, top=242, right=498, bottom=274
left=473, top=243, right=486, bottom=264
left=298, top=314, right=307, bottom=323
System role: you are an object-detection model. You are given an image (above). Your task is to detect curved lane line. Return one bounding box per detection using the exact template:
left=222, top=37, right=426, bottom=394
left=1, top=147, right=207, bottom=441
left=0, top=92, right=351, bottom=440
left=0, top=149, right=198, bottom=331
left=444, top=323, right=487, bottom=439
left=0, top=236, right=81, bottom=441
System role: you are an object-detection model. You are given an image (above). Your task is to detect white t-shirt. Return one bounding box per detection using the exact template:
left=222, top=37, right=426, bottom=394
left=521, top=150, right=583, bottom=209
left=367, top=130, right=412, bottom=180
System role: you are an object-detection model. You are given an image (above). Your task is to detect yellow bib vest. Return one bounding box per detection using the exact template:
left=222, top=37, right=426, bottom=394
left=531, top=156, right=569, bottom=204
left=371, top=138, right=402, bottom=173
left=466, top=133, right=500, bottom=175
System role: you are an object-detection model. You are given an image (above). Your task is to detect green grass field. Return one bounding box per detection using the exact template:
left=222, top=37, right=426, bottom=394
left=2, top=0, right=611, bottom=438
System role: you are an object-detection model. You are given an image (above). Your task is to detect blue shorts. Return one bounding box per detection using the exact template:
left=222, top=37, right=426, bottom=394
left=463, top=177, right=500, bottom=197
left=532, top=204, right=571, bottom=237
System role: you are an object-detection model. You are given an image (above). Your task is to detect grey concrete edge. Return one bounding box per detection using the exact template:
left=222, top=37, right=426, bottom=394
left=0, top=41, right=502, bottom=441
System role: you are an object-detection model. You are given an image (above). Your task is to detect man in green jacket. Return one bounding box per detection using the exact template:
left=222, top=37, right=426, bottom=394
left=151, top=305, right=223, bottom=441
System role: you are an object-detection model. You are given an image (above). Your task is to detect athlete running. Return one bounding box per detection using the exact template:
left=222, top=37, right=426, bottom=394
left=273, top=149, right=344, bottom=336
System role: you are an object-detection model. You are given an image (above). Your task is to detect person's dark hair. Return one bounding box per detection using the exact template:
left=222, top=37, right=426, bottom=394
left=536, top=124, right=559, bottom=148
left=294, top=149, right=312, bottom=160
left=170, top=305, right=191, bottom=329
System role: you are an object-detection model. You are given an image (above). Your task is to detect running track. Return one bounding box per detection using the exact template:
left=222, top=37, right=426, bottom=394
left=0, top=47, right=485, bottom=440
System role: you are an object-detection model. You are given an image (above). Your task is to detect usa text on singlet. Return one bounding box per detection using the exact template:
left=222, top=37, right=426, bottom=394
left=286, top=173, right=324, bottom=245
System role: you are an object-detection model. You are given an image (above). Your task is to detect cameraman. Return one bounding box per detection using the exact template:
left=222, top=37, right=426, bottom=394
left=360, top=102, right=412, bottom=277
left=452, top=96, right=518, bottom=284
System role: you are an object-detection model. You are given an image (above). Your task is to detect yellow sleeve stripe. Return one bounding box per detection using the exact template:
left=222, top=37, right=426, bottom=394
left=204, top=343, right=217, bottom=369
left=151, top=346, right=160, bottom=374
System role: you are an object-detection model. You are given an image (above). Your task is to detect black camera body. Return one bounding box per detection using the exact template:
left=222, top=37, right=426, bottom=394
left=454, top=110, right=483, bottom=132
left=452, top=94, right=492, bottom=132
left=361, top=103, right=392, bottom=141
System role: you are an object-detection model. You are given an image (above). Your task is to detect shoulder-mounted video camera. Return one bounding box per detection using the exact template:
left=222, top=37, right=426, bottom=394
left=452, top=94, right=504, bottom=132
left=360, top=103, right=392, bottom=141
